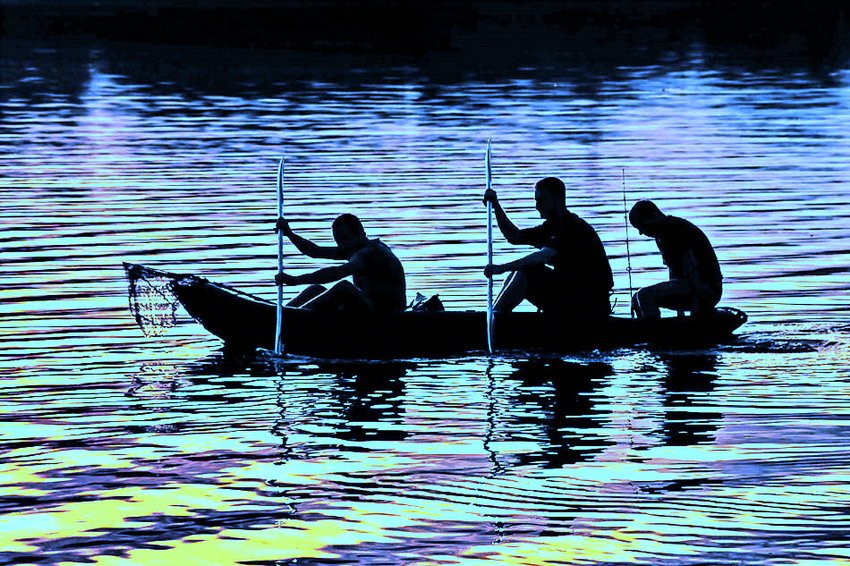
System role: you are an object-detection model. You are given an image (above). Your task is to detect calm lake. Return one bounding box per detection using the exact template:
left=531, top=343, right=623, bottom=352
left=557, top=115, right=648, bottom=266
left=2, top=30, right=850, bottom=565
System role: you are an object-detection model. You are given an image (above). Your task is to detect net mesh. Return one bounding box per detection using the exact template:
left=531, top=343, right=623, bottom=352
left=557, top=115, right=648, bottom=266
left=124, top=263, right=181, bottom=337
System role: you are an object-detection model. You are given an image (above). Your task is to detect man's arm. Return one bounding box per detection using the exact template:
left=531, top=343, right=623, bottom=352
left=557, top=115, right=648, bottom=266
left=485, top=247, right=557, bottom=277
left=276, top=263, right=354, bottom=286
left=483, top=189, right=523, bottom=244
left=679, top=249, right=700, bottom=286
left=679, top=249, right=704, bottom=311
left=277, top=217, right=344, bottom=260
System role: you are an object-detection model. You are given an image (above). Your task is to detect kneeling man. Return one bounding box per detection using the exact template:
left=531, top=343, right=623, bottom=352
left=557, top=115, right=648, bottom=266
left=629, top=200, right=722, bottom=319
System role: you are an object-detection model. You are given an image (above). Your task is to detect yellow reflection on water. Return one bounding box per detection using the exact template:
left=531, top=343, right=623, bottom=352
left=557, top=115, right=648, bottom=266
left=85, top=517, right=426, bottom=566
left=436, top=533, right=700, bottom=565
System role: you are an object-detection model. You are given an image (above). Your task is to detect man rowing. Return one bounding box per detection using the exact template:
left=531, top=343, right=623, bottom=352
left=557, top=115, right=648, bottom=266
left=275, top=213, right=406, bottom=312
left=483, top=177, right=614, bottom=317
left=628, top=200, right=722, bottom=319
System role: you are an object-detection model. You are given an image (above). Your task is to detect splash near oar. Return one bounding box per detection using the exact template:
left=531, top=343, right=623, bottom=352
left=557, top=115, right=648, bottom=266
left=275, top=157, right=285, bottom=354
left=486, top=139, right=494, bottom=353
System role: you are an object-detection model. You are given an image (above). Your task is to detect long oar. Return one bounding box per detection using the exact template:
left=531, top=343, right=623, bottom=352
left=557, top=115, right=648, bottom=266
left=275, top=157, right=285, bottom=354
left=486, top=139, right=494, bottom=354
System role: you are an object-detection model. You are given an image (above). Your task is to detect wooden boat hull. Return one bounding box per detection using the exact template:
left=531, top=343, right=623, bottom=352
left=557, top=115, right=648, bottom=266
left=136, top=264, right=748, bottom=358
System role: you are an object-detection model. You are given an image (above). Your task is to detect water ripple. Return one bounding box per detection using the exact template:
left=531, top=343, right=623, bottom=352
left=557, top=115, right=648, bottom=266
left=1, top=39, right=849, bottom=565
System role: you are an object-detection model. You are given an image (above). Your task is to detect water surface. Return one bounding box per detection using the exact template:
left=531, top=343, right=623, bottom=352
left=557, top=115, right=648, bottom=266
left=1, top=37, right=849, bottom=565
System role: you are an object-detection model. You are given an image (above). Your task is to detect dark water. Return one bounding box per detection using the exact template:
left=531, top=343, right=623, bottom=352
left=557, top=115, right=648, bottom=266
left=2, top=34, right=850, bottom=565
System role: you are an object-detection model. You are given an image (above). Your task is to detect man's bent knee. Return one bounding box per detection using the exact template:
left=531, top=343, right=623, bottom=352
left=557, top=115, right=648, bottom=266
left=633, top=287, right=661, bottom=319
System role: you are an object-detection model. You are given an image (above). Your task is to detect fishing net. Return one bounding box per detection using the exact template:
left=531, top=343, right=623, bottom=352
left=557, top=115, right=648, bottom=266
left=124, top=263, right=181, bottom=337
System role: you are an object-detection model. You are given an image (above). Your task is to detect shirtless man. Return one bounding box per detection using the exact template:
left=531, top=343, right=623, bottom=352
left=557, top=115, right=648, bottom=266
left=275, top=213, right=406, bottom=313
left=483, top=177, right=613, bottom=317
left=629, top=200, right=722, bottom=319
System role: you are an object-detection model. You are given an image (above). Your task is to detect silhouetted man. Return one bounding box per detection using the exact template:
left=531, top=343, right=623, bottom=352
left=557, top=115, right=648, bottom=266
left=483, top=177, right=613, bottom=317
left=275, top=213, right=406, bottom=312
left=629, top=200, right=722, bottom=319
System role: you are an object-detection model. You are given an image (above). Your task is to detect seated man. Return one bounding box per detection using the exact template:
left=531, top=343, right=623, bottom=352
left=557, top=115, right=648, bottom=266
left=629, top=200, right=722, bottom=319
left=483, top=177, right=613, bottom=317
left=275, top=213, right=406, bottom=313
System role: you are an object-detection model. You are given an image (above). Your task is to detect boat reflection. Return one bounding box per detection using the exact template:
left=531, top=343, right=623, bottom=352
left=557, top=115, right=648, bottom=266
left=133, top=350, right=724, bottom=473
left=324, top=361, right=411, bottom=444
left=659, top=353, right=722, bottom=448
left=483, top=352, right=726, bottom=473
left=102, top=348, right=835, bottom=563
left=270, top=360, right=414, bottom=458
left=486, top=358, right=614, bottom=471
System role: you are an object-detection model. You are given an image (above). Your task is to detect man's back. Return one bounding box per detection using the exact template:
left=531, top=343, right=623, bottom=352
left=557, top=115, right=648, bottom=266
left=657, top=216, right=722, bottom=286
left=517, top=212, right=614, bottom=293
left=349, top=239, right=406, bottom=312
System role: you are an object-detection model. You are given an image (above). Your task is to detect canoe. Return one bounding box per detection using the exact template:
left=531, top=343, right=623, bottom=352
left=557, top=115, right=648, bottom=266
left=124, top=263, right=748, bottom=358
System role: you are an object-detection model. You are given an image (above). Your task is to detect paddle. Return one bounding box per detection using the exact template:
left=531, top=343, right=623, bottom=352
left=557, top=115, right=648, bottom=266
left=275, top=157, right=285, bottom=354
left=486, top=139, right=494, bottom=354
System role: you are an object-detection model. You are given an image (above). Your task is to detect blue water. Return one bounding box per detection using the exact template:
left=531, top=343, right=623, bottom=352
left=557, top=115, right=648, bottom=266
left=1, top=36, right=849, bottom=565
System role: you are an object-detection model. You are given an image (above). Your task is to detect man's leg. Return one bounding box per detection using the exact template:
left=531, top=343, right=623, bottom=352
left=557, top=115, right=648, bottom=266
left=286, top=284, right=326, bottom=307
left=693, top=282, right=722, bottom=317
left=494, top=271, right=528, bottom=312
left=634, top=280, right=691, bottom=319
left=302, top=280, right=373, bottom=312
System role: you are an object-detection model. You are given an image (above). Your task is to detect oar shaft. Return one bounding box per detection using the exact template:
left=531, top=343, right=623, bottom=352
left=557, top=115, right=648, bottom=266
left=275, top=158, right=285, bottom=354
left=486, top=140, right=494, bottom=354
left=622, top=168, right=633, bottom=318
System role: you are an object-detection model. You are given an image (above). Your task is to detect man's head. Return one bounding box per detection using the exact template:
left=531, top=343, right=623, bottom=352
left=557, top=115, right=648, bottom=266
left=629, top=200, right=666, bottom=237
left=534, top=177, right=567, bottom=220
left=332, top=213, right=368, bottom=251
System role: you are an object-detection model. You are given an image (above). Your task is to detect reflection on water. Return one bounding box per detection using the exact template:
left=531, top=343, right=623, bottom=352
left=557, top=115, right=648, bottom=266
left=2, top=33, right=850, bottom=565
left=492, top=359, right=613, bottom=469
left=660, top=354, right=721, bottom=447
left=5, top=350, right=850, bottom=564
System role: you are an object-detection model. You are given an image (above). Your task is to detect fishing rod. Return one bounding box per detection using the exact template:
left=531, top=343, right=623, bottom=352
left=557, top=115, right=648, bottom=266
left=622, top=168, right=634, bottom=318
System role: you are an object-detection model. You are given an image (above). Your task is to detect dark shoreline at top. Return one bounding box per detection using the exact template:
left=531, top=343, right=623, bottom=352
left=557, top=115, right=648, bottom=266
left=3, top=0, right=848, bottom=68
left=2, top=0, right=848, bottom=99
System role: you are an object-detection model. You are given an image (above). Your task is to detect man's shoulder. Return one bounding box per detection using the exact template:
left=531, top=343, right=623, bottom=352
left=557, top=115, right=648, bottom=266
left=369, top=238, right=396, bottom=253
left=660, top=216, right=713, bottom=252
left=353, top=239, right=398, bottom=261
left=666, top=215, right=705, bottom=237
left=666, top=214, right=701, bottom=228
left=555, top=211, right=598, bottom=235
